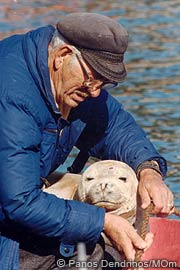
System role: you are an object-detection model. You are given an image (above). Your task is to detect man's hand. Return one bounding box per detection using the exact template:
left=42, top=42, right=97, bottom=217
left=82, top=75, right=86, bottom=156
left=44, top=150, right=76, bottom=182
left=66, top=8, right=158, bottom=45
left=104, top=213, right=149, bottom=260
left=138, top=169, right=174, bottom=215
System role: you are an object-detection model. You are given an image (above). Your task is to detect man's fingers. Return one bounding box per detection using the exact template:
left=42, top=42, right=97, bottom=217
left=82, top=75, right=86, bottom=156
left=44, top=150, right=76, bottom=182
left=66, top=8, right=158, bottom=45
left=160, top=192, right=174, bottom=214
left=139, top=187, right=151, bottom=209
left=151, top=198, right=163, bottom=214
left=119, top=236, right=136, bottom=260
left=130, top=230, right=147, bottom=250
left=104, top=213, right=149, bottom=261
left=119, top=228, right=147, bottom=260
left=144, top=232, right=154, bottom=251
left=151, top=188, right=174, bottom=214
left=139, top=171, right=174, bottom=215
left=157, top=205, right=174, bottom=217
left=121, top=231, right=152, bottom=264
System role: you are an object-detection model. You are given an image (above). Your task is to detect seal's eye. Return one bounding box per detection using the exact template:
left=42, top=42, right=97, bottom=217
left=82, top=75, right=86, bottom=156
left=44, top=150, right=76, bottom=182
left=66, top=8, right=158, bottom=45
left=118, top=177, right=127, bottom=182
left=86, top=177, right=95, bottom=181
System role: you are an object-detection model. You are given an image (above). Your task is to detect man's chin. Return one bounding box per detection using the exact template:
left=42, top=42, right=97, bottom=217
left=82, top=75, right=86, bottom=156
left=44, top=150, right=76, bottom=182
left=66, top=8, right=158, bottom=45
left=68, top=101, right=80, bottom=108
left=67, top=98, right=85, bottom=108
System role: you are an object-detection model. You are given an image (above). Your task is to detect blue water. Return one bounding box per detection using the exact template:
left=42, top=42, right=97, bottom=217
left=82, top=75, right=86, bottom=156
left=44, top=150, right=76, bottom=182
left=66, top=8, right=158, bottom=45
left=0, top=0, right=179, bottom=211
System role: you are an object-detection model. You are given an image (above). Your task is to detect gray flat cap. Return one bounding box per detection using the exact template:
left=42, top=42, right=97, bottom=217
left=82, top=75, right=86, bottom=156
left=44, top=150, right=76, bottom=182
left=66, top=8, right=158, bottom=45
left=57, top=12, right=128, bottom=82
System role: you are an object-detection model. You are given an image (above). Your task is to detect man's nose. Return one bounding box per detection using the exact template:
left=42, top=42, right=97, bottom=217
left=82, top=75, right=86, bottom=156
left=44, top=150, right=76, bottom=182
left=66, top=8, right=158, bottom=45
left=87, top=83, right=102, bottom=98
left=88, top=88, right=101, bottom=98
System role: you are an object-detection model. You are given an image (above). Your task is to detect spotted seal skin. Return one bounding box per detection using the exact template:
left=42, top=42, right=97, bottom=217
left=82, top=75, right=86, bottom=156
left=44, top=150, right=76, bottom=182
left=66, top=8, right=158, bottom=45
left=74, top=160, right=138, bottom=225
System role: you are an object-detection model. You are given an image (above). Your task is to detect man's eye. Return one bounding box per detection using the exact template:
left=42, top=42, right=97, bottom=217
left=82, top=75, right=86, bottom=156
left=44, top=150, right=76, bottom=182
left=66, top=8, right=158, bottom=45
left=85, top=81, right=94, bottom=87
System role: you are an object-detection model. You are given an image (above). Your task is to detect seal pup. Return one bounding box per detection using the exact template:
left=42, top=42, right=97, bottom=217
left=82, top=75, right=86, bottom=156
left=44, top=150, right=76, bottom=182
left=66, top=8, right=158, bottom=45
left=44, top=160, right=138, bottom=225
left=74, top=160, right=138, bottom=225
left=44, top=160, right=152, bottom=249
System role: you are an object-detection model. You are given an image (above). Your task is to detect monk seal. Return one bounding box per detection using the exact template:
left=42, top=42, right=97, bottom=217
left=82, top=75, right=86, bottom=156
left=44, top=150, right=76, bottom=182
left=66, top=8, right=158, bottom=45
left=45, top=160, right=138, bottom=226
left=73, top=160, right=138, bottom=225
left=44, top=160, right=152, bottom=249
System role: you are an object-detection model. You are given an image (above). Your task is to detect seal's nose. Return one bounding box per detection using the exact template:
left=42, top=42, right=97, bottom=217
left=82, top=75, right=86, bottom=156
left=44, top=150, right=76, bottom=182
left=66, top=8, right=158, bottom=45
left=99, top=183, right=108, bottom=192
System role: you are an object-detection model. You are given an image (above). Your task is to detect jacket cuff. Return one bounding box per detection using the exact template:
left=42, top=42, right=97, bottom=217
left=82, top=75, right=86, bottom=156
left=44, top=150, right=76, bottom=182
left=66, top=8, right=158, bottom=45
left=136, top=157, right=167, bottom=179
left=136, top=160, right=162, bottom=179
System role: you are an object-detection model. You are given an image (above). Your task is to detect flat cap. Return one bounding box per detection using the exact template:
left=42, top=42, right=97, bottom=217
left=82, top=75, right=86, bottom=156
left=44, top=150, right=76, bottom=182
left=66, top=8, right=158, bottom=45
left=57, top=12, right=128, bottom=83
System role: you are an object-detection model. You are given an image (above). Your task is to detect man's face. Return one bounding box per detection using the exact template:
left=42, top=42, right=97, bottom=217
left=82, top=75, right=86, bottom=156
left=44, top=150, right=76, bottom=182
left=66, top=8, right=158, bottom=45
left=58, top=53, right=103, bottom=109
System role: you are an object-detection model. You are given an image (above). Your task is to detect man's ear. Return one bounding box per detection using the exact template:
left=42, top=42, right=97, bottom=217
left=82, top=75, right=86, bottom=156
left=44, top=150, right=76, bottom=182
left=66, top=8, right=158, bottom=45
left=54, top=45, right=73, bottom=70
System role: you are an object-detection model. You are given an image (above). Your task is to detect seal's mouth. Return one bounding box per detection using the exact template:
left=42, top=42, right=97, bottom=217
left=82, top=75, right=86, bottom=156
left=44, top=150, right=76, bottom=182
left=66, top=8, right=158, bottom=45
left=93, top=201, right=121, bottom=211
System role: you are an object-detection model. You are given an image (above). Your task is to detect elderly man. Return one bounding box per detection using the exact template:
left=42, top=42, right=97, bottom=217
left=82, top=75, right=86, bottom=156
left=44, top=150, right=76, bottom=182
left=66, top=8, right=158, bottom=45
left=0, top=12, right=173, bottom=270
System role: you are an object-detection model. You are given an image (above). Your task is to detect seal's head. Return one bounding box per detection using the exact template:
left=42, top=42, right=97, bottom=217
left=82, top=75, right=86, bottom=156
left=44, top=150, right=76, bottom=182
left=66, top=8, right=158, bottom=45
left=74, top=160, right=138, bottom=223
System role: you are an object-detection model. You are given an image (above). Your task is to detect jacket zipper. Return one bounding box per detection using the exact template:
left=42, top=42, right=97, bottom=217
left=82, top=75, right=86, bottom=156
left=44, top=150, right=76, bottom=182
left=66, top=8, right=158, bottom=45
left=44, top=128, right=64, bottom=149
left=44, top=128, right=58, bottom=133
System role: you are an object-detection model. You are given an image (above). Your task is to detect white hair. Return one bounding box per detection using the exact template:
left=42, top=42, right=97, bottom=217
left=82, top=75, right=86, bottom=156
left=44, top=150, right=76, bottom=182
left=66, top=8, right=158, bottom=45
left=50, top=30, right=67, bottom=49
left=50, top=30, right=81, bottom=56
left=49, top=30, right=83, bottom=70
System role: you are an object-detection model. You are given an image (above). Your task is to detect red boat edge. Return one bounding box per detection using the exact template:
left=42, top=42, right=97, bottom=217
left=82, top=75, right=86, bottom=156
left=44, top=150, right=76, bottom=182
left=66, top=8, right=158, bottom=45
left=141, top=217, right=180, bottom=269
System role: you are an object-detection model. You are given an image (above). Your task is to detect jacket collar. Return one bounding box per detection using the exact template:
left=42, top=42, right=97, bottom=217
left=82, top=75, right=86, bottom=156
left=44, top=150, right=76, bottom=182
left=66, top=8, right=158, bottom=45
left=22, top=25, right=61, bottom=117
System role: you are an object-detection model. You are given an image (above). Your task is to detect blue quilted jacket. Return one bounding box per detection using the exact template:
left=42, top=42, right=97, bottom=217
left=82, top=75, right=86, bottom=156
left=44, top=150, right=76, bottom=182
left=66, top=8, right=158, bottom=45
left=0, top=25, right=167, bottom=269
